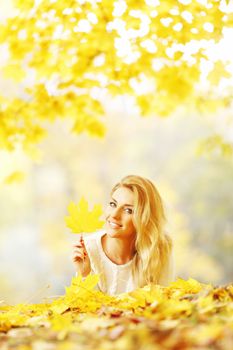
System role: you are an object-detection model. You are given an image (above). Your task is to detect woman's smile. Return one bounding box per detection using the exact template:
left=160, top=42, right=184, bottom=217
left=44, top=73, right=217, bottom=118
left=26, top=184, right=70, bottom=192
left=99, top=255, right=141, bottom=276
left=108, top=220, right=122, bottom=229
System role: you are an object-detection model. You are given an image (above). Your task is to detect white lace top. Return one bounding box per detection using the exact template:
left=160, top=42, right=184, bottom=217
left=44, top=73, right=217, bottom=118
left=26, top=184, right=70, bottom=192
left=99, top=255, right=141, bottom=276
left=80, top=229, right=175, bottom=295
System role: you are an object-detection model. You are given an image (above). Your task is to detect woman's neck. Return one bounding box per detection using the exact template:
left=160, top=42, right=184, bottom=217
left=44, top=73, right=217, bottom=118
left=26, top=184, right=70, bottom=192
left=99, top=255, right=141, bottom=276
left=102, top=233, right=136, bottom=265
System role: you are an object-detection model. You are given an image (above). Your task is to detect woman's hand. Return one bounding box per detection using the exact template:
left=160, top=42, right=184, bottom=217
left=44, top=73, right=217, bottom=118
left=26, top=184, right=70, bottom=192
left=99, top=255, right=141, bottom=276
left=72, top=235, right=91, bottom=277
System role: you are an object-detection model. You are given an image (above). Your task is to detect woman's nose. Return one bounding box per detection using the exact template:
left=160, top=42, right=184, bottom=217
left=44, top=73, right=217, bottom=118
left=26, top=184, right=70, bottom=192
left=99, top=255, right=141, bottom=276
left=111, top=207, right=121, bottom=219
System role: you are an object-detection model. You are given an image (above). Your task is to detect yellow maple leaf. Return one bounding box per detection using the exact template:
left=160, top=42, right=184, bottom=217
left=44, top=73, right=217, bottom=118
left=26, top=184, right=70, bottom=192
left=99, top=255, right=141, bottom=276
left=3, top=171, right=25, bottom=185
left=65, top=197, right=104, bottom=234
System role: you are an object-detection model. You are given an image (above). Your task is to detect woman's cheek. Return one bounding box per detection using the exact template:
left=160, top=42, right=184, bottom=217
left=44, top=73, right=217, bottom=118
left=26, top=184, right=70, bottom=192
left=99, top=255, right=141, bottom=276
left=104, top=207, right=111, bottom=220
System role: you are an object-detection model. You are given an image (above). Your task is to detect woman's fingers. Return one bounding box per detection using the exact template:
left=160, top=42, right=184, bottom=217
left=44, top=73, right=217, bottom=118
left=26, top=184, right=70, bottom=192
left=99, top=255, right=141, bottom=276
left=72, top=247, right=87, bottom=260
left=73, top=244, right=83, bottom=248
left=72, top=252, right=84, bottom=261
left=73, top=239, right=85, bottom=248
left=73, top=241, right=87, bottom=255
left=73, top=249, right=86, bottom=256
left=72, top=255, right=81, bottom=262
left=73, top=246, right=86, bottom=254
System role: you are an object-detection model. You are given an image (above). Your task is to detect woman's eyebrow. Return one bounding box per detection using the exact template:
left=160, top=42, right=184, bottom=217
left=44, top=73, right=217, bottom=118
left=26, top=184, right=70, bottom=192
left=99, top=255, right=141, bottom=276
left=111, top=197, right=134, bottom=207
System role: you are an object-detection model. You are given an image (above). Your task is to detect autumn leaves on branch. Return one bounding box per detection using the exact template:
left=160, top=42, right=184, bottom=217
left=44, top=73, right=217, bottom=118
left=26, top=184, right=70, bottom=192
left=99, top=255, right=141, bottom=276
left=0, top=0, right=232, bottom=153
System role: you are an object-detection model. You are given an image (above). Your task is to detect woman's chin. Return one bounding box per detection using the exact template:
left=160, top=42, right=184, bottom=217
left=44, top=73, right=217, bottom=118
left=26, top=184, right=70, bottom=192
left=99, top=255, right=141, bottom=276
left=106, top=227, right=121, bottom=236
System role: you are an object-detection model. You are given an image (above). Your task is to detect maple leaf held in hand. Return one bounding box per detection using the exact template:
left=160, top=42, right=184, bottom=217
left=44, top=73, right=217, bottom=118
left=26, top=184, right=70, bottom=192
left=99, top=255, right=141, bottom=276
left=65, top=197, right=104, bottom=234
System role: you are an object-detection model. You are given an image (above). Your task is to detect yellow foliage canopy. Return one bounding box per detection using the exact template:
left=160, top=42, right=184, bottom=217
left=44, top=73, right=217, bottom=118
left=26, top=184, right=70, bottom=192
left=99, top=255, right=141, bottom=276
left=0, top=0, right=232, bottom=151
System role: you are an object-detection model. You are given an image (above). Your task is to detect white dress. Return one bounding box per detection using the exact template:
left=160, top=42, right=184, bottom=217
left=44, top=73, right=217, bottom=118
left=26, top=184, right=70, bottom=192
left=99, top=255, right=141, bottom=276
left=80, top=229, right=175, bottom=295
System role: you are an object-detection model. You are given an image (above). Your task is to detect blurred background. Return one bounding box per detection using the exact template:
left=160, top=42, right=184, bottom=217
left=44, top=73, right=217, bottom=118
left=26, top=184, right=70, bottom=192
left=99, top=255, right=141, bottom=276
left=0, top=0, right=232, bottom=304
left=1, top=103, right=232, bottom=304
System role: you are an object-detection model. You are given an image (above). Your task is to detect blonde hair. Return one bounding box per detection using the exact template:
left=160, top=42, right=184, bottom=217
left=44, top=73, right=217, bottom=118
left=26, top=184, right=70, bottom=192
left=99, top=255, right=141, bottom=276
left=111, top=175, right=173, bottom=287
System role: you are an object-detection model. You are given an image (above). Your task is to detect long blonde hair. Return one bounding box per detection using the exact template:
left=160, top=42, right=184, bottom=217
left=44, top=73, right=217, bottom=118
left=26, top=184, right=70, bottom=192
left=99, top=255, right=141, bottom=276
left=111, top=175, right=173, bottom=287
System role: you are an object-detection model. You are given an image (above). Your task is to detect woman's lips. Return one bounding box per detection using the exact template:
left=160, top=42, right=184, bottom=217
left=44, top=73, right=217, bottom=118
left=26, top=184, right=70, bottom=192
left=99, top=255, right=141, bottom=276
left=108, top=220, right=122, bottom=228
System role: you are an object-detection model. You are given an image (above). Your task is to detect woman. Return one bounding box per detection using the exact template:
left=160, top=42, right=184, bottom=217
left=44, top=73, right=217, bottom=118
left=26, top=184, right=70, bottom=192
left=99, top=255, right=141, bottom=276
left=72, top=175, right=175, bottom=295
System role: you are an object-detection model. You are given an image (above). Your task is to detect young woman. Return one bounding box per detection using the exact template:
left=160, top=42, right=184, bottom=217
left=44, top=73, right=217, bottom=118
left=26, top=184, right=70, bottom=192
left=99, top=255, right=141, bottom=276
left=72, top=175, right=175, bottom=295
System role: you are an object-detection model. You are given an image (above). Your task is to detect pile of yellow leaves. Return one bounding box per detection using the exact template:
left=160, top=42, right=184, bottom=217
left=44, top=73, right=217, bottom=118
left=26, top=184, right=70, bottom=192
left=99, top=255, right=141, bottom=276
left=0, top=275, right=232, bottom=350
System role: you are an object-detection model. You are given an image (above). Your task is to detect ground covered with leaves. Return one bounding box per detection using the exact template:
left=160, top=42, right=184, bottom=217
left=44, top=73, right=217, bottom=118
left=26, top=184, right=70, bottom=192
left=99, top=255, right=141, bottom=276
left=0, top=276, right=232, bottom=350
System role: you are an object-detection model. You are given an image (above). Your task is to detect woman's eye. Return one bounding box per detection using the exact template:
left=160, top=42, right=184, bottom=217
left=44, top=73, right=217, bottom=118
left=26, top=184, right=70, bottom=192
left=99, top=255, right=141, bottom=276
left=125, top=208, right=133, bottom=214
left=109, top=201, right=116, bottom=207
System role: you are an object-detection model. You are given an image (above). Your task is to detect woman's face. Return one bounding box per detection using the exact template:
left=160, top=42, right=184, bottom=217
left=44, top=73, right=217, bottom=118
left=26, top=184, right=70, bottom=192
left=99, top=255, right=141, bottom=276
left=105, top=186, right=136, bottom=240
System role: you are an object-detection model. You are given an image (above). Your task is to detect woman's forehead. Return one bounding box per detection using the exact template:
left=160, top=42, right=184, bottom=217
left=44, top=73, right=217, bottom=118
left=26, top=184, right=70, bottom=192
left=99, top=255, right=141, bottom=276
left=111, top=186, right=134, bottom=205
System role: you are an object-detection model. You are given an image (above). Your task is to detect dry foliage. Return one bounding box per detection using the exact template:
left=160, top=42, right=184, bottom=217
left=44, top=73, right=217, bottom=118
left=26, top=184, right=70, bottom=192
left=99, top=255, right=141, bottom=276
left=0, top=275, right=232, bottom=349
